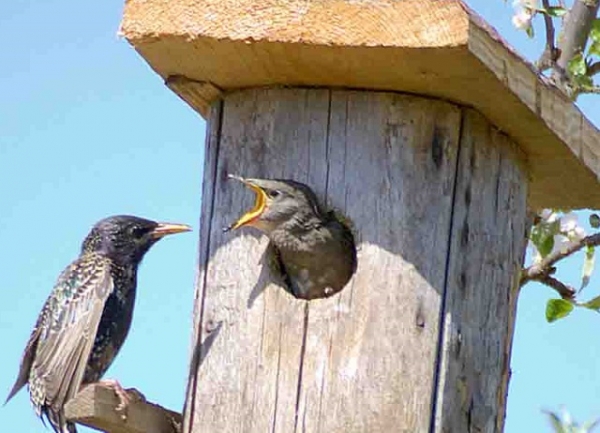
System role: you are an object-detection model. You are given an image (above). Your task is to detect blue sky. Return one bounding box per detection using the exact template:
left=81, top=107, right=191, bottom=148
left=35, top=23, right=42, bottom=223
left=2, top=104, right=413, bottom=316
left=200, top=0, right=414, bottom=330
left=0, top=1, right=599, bottom=432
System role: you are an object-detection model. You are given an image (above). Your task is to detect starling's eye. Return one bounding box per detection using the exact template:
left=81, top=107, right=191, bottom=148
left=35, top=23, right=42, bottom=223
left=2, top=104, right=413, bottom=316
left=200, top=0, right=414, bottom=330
left=267, top=190, right=281, bottom=199
left=130, top=226, right=147, bottom=238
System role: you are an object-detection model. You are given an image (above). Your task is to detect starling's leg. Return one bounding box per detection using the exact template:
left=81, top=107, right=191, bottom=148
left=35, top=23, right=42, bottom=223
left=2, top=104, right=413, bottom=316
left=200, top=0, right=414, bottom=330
left=97, top=379, right=146, bottom=417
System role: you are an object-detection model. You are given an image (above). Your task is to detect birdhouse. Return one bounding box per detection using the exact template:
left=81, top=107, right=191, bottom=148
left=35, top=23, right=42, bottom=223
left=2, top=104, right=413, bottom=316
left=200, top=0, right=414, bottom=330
left=97, top=0, right=600, bottom=432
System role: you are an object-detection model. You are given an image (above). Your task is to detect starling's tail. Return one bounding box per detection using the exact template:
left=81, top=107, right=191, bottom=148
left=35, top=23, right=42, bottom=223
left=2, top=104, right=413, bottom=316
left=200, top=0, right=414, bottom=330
left=4, top=379, right=25, bottom=406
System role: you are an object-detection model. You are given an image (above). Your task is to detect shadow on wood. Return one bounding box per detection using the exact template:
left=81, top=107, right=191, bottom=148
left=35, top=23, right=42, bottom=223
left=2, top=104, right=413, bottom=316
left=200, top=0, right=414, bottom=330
left=64, top=383, right=181, bottom=433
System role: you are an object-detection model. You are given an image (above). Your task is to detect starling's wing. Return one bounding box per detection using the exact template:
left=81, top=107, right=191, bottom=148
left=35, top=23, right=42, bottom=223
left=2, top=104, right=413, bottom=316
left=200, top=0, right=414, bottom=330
left=4, top=312, right=44, bottom=404
left=29, top=254, right=114, bottom=430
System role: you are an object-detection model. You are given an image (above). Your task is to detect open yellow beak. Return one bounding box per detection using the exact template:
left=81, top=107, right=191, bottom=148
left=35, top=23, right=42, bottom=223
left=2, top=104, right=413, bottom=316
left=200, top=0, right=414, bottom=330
left=225, top=175, right=269, bottom=231
left=150, top=222, right=192, bottom=239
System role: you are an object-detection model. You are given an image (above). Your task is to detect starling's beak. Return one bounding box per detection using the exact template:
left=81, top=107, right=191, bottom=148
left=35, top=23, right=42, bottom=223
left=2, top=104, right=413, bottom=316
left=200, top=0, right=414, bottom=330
left=224, top=175, right=269, bottom=232
left=150, top=222, right=192, bottom=239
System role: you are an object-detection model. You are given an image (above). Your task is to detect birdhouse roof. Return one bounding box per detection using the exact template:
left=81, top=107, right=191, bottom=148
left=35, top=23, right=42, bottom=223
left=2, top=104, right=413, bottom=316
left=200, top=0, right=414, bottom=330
left=120, top=0, right=600, bottom=209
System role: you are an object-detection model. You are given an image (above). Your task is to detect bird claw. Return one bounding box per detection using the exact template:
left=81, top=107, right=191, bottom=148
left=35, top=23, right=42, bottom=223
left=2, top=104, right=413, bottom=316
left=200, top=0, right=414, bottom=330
left=97, top=379, right=146, bottom=420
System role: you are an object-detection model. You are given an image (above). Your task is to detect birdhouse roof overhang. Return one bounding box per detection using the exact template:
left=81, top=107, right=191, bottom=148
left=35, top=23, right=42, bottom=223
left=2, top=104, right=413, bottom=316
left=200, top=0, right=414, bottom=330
left=120, top=0, right=600, bottom=210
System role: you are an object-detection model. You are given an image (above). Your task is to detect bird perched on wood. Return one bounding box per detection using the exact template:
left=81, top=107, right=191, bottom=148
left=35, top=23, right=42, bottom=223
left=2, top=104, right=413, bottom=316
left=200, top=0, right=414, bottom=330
left=5, top=215, right=191, bottom=433
left=224, top=176, right=356, bottom=299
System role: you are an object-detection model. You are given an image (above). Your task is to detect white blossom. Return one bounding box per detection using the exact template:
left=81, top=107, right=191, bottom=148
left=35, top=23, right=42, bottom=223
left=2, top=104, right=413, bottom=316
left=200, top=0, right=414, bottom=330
left=552, top=234, right=574, bottom=255
left=512, top=9, right=534, bottom=30
left=529, top=211, right=587, bottom=264
left=540, top=208, right=559, bottom=223
left=539, top=209, right=552, bottom=220
left=560, top=212, right=586, bottom=241
left=511, top=0, right=537, bottom=31
left=560, top=212, right=578, bottom=232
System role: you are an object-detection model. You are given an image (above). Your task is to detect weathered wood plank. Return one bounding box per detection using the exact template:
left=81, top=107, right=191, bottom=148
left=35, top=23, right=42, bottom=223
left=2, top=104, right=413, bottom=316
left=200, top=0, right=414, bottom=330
left=65, top=384, right=181, bottom=433
left=185, top=88, right=332, bottom=433
left=182, top=101, right=224, bottom=433
left=432, top=110, right=528, bottom=433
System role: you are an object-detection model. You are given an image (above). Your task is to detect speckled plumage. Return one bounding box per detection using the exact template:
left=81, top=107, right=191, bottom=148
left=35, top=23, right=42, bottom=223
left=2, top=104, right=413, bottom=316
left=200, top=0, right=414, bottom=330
left=6, top=215, right=190, bottom=433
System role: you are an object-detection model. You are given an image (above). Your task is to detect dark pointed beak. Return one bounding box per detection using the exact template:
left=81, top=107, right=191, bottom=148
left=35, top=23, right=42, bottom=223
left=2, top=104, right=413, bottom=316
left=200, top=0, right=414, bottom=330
left=150, top=222, right=192, bottom=239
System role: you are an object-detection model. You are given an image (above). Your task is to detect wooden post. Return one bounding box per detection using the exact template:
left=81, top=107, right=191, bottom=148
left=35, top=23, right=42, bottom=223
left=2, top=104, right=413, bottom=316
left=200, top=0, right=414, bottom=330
left=180, top=89, right=527, bottom=432
left=118, top=0, right=600, bottom=432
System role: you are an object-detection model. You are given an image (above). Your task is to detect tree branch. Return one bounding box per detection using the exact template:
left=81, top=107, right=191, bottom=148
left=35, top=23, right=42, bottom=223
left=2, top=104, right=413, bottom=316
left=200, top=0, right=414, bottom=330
left=536, top=0, right=558, bottom=71
left=522, top=232, right=600, bottom=286
left=589, top=61, right=600, bottom=76
left=534, top=274, right=576, bottom=299
left=552, top=0, right=600, bottom=87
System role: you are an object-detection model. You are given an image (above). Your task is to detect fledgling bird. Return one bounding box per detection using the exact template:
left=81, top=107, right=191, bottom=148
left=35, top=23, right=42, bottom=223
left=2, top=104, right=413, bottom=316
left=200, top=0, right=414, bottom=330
left=225, top=176, right=356, bottom=299
left=5, top=215, right=191, bottom=433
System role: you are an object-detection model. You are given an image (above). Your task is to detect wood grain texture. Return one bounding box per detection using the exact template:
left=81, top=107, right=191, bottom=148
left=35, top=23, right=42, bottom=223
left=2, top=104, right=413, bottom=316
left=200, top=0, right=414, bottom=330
left=120, top=0, right=600, bottom=209
left=64, top=384, right=181, bottom=433
left=120, top=0, right=467, bottom=47
left=182, top=101, right=224, bottom=433
left=184, top=88, right=528, bottom=432
left=432, top=110, right=528, bottom=433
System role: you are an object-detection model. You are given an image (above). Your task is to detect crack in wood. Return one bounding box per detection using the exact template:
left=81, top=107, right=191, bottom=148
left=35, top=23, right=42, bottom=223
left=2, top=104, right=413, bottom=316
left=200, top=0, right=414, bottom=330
left=293, top=303, right=310, bottom=433
left=429, top=108, right=466, bottom=433
left=271, top=321, right=284, bottom=433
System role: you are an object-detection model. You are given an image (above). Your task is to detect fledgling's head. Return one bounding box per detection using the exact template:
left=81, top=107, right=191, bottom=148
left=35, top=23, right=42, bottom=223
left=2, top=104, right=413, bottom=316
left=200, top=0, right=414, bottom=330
left=225, top=176, right=325, bottom=234
left=82, top=215, right=191, bottom=264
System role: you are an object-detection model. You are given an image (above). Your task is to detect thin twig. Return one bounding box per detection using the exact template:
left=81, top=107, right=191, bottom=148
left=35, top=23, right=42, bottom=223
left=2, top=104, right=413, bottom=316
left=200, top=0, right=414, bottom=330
left=539, top=0, right=558, bottom=70
left=589, top=61, right=600, bottom=76
left=522, top=232, right=600, bottom=285
left=534, top=274, right=576, bottom=299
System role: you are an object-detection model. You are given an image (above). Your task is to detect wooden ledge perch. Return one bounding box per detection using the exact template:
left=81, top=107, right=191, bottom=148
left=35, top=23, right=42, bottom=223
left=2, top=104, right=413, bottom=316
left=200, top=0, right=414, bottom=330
left=64, top=383, right=181, bottom=433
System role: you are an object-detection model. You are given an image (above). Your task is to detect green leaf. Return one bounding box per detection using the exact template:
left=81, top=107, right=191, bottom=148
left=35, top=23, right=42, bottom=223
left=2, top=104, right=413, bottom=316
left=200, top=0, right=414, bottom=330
left=544, top=409, right=566, bottom=432
left=590, top=213, right=600, bottom=229
left=589, top=40, right=600, bottom=58
left=526, top=25, right=534, bottom=39
left=582, top=417, right=600, bottom=432
left=590, top=19, right=600, bottom=43
left=568, top=53, right=587, bottom=77
left=538, top=234, right=555, bottom=257
left=542, top=7, right=567, bottom=17
left=582, top=295, right=600, bottom=311
left=581, top=246, right=595, bottom=291
left=530, top=218, right=560, bottom=258
left=546, top=298, right=574, bottom=322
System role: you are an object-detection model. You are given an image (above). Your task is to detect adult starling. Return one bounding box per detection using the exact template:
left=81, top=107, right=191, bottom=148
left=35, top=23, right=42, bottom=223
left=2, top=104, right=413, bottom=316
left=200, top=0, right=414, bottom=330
left=5, top=215, right=191, bottom=433
left=225, top=176, right=356, bottom=299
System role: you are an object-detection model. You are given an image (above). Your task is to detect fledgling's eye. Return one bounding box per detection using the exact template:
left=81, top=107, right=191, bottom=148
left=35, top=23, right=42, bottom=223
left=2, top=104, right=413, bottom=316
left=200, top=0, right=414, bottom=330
left=267, top=190, right=281, bottom=199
